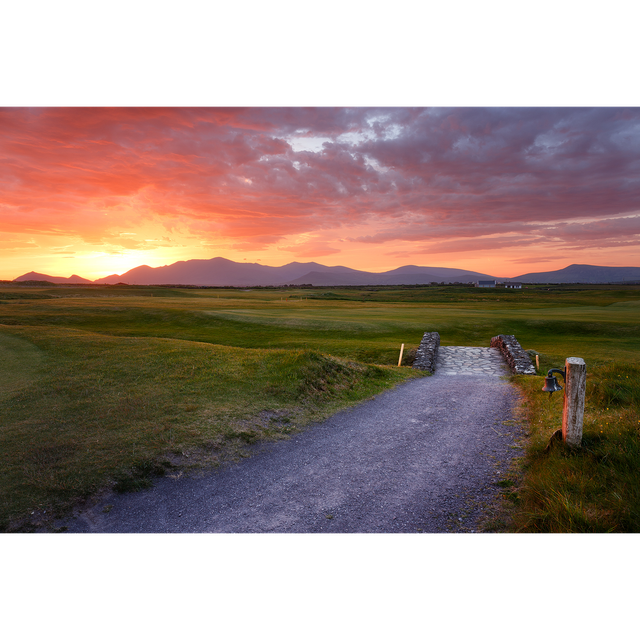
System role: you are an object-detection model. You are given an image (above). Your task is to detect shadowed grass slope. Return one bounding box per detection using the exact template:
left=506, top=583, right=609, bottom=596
left=0, top=325, right=421, bottom=531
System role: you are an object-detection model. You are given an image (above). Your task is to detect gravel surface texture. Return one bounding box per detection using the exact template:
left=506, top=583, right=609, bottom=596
left=60, top=349, right=525, bottom=533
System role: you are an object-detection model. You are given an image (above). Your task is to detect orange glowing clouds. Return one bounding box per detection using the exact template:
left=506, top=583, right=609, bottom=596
left=1, top=107, right=640, bottom=280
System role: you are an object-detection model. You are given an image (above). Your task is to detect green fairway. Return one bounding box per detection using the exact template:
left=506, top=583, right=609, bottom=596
left=1, top=282, right=639, bottom=531
left=2, top=285, right=639, bottom=366
left=0, top=333, right=46, bottom=402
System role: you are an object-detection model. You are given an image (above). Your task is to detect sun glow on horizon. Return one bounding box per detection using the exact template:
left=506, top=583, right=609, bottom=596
left=2, top=107, right=639, bottom=281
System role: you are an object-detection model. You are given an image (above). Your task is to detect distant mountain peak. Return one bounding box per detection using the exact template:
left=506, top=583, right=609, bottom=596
left=514, top=263, right=640, bottom=283
left=13, top=271, right=92, bottom=284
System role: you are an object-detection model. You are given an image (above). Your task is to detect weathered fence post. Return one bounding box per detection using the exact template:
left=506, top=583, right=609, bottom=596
left=562, top=357, right=586, bottom=447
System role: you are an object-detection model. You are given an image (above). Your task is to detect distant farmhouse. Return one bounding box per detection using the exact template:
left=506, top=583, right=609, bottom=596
left=475, top=280, right=523, bottom=289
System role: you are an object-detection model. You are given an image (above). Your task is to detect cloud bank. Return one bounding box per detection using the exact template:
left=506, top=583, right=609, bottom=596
left=1, top=107, right=639, bottom=277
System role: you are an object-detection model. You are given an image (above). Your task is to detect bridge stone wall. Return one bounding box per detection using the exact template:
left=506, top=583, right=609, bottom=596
left=412, top=332, right=440, bottom=373
left=490, top=334, right=536, bottom=375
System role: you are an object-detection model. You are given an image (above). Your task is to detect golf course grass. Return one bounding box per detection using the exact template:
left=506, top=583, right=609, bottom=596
left=1, top=282, right=639, bottom=531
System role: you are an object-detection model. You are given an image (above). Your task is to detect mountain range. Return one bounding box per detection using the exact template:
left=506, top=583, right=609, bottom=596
left=12, top=259, right=640, bottom=286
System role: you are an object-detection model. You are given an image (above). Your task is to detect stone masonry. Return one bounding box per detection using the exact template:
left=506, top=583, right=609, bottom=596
left=412, top=331, right=440, bottom=373
left=490, top=334, right=536, bottom=375
left=412, top=331, right=536, bottom=376
left=435, top=346, right=508, bottom=376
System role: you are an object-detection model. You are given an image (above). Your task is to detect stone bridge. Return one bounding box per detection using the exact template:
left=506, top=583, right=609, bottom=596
left=413, top=332, right=536, bottom=376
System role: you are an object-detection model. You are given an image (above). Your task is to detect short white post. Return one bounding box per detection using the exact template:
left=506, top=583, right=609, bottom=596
left=398, top=343, right=405, bottom=367
left=562, top=357, right=586, bottom=447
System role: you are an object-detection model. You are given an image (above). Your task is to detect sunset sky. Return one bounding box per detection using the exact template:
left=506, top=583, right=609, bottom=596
left=2, top=106, right=640, bottom=281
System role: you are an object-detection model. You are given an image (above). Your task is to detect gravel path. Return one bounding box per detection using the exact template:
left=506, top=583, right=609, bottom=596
left=60, top=348, right=524, bottom=533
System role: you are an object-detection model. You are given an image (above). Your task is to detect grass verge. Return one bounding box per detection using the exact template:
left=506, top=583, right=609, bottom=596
left=505, top=361, right=640, bottom=532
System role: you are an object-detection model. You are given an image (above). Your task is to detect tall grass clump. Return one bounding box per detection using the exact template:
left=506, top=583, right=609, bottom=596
left=587, top=361, right=640, bottom=407
left=510, top=361, right=640, bottom=532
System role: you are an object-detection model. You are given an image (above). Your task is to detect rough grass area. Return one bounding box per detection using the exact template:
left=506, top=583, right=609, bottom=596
left=506, top=362, right=640, bottom=532
left=0, top=325, right=421, bottom=531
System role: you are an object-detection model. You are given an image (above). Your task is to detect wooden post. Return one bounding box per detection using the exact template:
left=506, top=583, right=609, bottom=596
left=398, top=343, right=405, bottom=367
left=536, top=354, right=539, bottom=371
left=562, top=357, right=586, bottom=447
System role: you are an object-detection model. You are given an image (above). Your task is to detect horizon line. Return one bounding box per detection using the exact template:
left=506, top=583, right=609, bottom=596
left=5, top=257, right=640, bottom=284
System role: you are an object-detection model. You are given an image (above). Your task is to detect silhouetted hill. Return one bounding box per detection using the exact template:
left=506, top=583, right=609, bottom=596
left=13, top=260, right=640, bottom=287
left=91, top=257, right=498, bottom=286
left=13, top=271, right=93, bottom=284
left=285, top=269, right=497, bottom=286
left=511, top=264, right=640, bottom=284
left=92, top=258, right=370, bottom=286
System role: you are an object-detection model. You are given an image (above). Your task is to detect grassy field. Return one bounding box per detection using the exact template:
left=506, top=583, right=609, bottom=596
left=1, top=282, right=639, bottom=532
